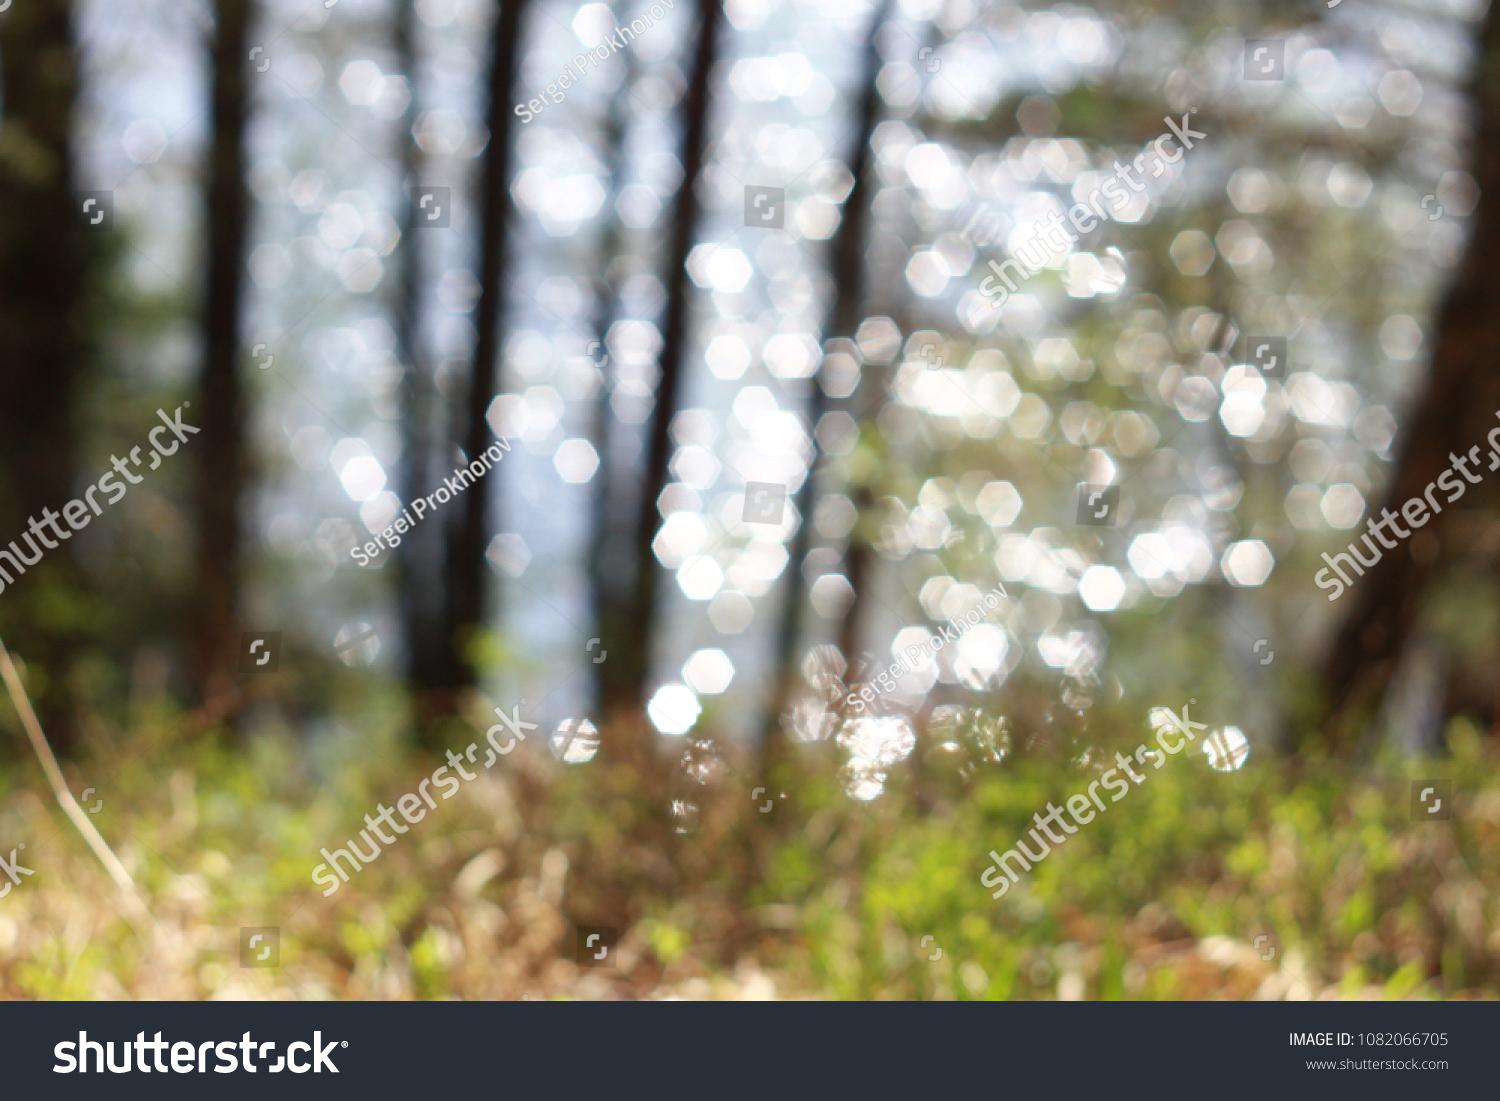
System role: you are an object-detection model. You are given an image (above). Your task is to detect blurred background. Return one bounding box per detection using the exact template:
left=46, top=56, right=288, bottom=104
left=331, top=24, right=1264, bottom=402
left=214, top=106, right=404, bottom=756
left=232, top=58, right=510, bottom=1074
left=0, top=0, right=1498, bottom=1000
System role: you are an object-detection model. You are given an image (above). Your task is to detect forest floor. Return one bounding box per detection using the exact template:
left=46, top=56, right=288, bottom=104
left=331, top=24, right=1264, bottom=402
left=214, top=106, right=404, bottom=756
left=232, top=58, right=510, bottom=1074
left=0, top=686, right=1497, bottom=1001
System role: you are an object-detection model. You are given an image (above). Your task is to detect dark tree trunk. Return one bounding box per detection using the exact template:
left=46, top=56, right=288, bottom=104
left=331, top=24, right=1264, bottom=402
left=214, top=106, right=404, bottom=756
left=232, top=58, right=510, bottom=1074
left=727, top=2, right=891, bottom=925
left=1317, top=4, right=1500, bottom=744
left=193, top=0, right=254, bottom=710
left=836, top=478, right=878, bottom=669
left=768, top=0, right=889, bottom=733
left=587, top=8, right=639, bottom=716
left=0, top=0, right=90, bottom=743
left=438, top=0, right=528, bottom=693
left=392, top=0, right=448, bottom=699
left=601, top=0, right=724, bottom=719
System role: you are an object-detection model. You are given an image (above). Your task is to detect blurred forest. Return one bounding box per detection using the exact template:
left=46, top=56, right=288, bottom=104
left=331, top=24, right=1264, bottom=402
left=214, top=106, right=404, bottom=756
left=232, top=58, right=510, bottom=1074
left=0, top=0, right=1498, bottom=1000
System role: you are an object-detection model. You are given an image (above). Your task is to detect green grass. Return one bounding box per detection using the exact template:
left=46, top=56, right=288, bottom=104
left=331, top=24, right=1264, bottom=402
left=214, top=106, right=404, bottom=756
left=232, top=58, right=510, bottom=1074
left=0, top=693, right=1496, bottom=1001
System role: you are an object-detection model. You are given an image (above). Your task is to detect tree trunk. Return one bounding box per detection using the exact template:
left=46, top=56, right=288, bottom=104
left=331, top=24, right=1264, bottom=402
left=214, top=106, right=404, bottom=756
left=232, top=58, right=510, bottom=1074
left=0, top=0, right=90, bottom=745
left=1317, top=3, right=1500, bottom=744
left=601, top=0, right=723, bottom=719
left=767, top=0, right=890, bottom=737
left=193, top=0, right=254, bottom=711
left=392, top=0, right=449, bottom=700
left=587, top=6, right=640, bottom=717
left=439, top=0, right=528, bottom=694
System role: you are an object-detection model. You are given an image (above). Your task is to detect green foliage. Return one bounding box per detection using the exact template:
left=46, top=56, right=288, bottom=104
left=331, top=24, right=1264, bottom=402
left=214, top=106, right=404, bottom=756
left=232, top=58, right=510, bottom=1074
left=760, top=722, right=1500, bottom=1001
left=1, top=686, right=1497, bottom=1000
